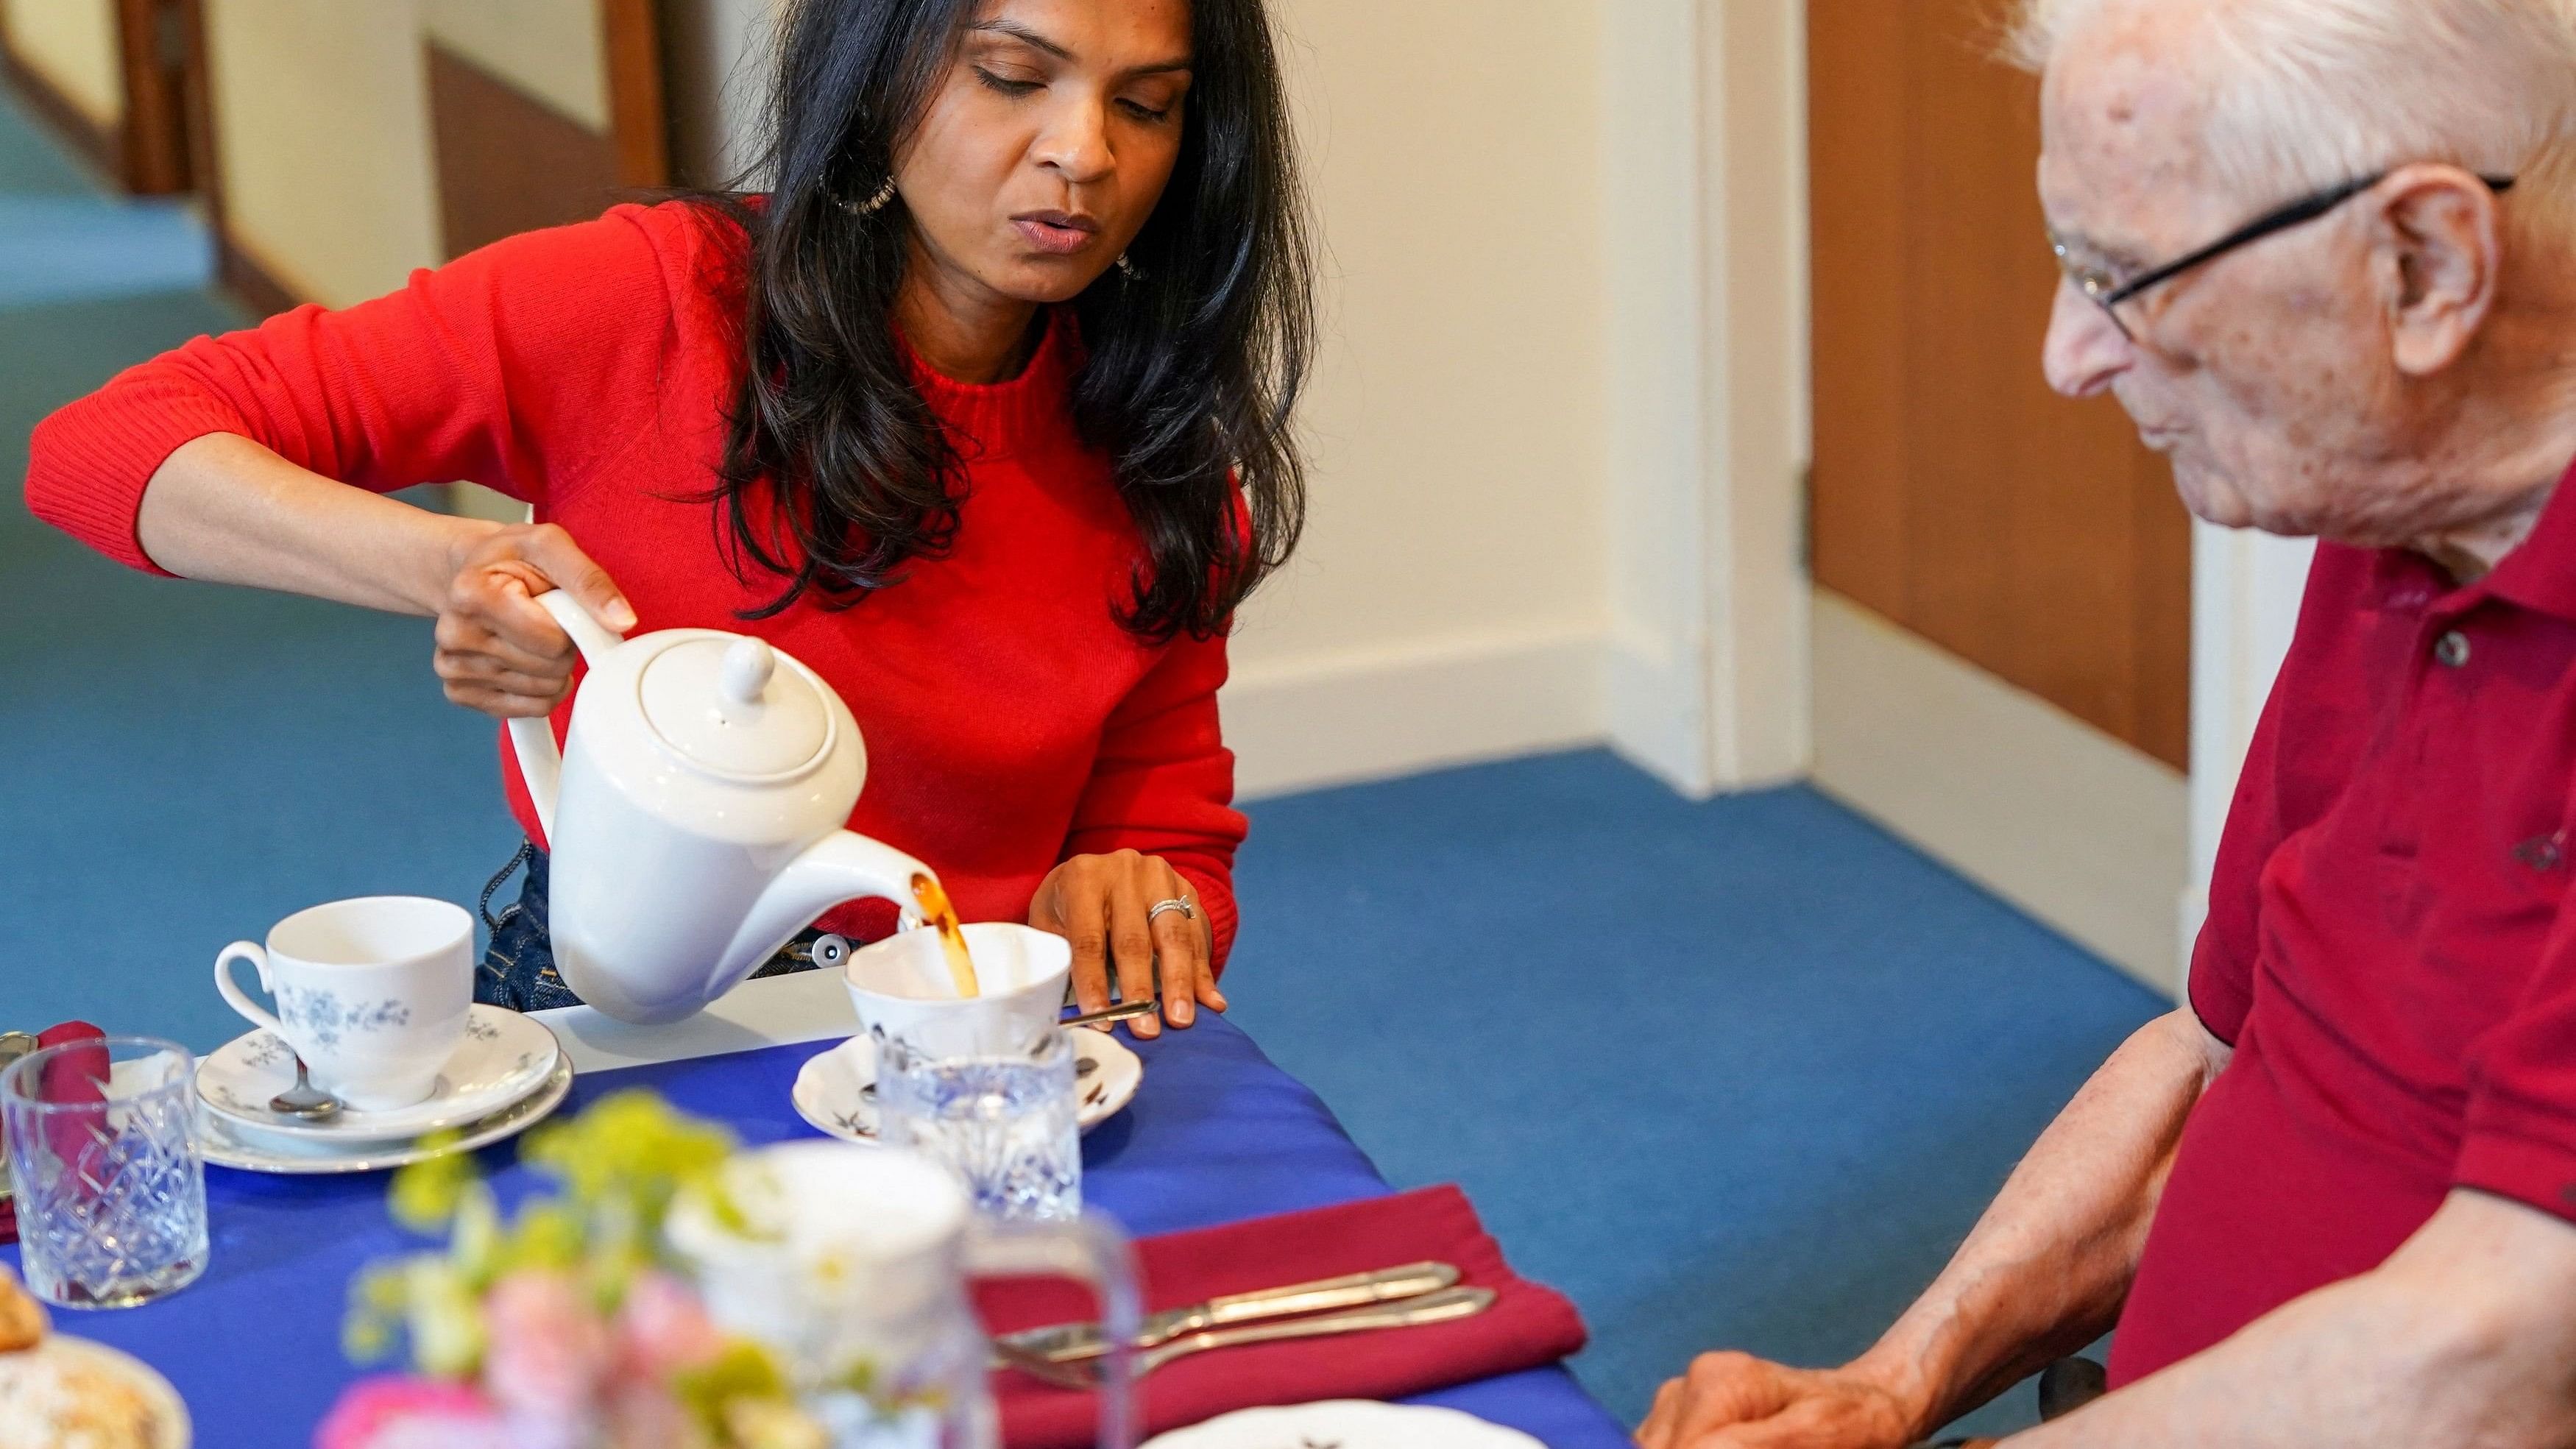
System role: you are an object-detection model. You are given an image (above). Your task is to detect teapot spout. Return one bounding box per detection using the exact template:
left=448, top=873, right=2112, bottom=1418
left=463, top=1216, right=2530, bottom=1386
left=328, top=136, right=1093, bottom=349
left=721, top=830, right=938, bottom=982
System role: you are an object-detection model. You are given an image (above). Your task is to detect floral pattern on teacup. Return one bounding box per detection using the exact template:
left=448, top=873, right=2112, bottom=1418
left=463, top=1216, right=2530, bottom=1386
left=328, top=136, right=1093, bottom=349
left=277, top=985, right=412, bottom=1050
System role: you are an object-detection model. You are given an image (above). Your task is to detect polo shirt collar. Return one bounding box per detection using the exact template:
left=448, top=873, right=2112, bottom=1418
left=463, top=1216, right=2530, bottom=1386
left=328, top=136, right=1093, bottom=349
left=2361, top=450, right=2576, bottom=620
left=2471, top=450, right=2576, bottom=621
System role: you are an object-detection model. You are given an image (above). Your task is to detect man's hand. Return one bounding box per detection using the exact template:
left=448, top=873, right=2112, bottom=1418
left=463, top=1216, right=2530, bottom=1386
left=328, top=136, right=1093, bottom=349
left=1638, top=1353, right=1925, bottom=1449
left=1028, top=849, right=1222, bottom=1038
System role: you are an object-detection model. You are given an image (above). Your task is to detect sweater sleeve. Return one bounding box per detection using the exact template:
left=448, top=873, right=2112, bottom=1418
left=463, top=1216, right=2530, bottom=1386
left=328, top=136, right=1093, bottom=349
left=1063, top=630, right=1248, bottom=974
left=24, top=204, right=693, bottom=573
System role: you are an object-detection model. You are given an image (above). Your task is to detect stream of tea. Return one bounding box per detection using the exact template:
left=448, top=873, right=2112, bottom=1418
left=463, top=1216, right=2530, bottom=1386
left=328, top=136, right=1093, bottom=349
left=910, top=874, right=982, bottom=998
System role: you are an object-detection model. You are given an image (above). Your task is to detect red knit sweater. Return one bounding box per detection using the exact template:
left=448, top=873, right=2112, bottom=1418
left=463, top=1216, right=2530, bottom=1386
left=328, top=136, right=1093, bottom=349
left=24, top=202, right=1244, bottom=966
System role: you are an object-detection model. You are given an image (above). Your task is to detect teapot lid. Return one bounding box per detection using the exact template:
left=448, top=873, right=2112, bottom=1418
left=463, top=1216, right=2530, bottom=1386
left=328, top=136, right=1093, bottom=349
left=637, top=636, right=829, bottom=777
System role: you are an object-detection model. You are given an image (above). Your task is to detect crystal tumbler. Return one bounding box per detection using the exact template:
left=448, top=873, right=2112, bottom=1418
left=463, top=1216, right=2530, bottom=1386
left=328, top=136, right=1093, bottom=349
left=878, top=1027, right=1082, bottom=1222
left=1, top=1036, right=208, bottom=1308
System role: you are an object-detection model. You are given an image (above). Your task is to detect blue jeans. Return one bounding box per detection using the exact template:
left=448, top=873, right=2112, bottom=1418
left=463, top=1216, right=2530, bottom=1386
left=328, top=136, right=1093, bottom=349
left=475, top=844, right=826, bottom=1012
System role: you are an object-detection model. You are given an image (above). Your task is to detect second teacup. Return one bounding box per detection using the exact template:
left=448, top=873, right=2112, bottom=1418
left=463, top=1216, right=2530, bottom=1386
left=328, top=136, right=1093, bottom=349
left=213, top=896, right=473, bottom=1111
left=842, top=922, right=1072, bottom=1057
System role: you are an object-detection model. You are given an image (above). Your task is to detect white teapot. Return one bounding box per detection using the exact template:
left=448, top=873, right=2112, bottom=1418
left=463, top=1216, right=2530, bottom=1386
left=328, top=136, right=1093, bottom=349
left=506, top=589, right=937, bottom=1023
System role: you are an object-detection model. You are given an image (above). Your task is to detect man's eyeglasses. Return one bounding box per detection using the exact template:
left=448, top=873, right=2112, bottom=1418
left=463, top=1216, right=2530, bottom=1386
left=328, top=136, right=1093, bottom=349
left=2050, top=170, right=2518, bottom=340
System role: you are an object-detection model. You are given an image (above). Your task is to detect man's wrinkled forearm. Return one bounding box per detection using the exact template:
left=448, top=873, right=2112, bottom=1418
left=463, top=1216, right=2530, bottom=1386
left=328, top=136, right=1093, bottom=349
left=2001, top=1191, right=2576, bottom=1449
left=1847, top=1010, right=2229, bottom=1437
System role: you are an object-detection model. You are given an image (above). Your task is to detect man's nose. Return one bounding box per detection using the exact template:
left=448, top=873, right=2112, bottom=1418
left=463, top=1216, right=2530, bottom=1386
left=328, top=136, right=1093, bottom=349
left=1033, top=99, right=1116, bottom=185
left=2042, top=280, right=2131, bottom=397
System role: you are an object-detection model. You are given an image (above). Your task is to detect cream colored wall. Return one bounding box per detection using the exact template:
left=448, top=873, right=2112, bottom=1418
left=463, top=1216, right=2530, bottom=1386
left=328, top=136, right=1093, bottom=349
left=1, top=0, right=124, bottom=127
left=204, top=0, right=442, bottom=308
left=420, top=0, right=607, bottom=131
left=203, top=0, right=611, bottom=308
left=1220, top=0, right=1615, bottom=793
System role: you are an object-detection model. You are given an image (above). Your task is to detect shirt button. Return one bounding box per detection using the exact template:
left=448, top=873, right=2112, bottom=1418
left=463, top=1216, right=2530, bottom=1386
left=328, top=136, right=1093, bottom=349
left=2435, top=631, right=2472, bottom=667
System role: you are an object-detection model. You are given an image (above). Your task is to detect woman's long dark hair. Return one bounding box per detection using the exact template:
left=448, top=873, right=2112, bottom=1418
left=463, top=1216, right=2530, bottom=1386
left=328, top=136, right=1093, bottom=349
left=698, top=0, right=1312, bottom=641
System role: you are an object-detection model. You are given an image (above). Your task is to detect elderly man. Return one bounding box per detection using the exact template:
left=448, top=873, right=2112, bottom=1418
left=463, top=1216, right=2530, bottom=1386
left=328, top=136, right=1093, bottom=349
left=1640, top=1, right=2576, bottom=1446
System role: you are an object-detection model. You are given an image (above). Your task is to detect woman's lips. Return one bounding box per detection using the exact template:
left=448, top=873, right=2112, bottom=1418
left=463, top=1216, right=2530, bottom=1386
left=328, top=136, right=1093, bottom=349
left=1013, top=213, right=1098, bottom=256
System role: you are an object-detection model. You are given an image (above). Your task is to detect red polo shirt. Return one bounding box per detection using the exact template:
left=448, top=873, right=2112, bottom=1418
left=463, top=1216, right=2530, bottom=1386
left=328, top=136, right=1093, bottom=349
left=2112, top=461, right=2576, bottom=1384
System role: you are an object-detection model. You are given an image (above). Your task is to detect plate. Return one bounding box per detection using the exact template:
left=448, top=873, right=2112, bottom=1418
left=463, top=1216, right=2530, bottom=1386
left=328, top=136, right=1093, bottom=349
left=1144, top=1401, right=1543, bottom=1448
left=197, top=1007, right=559, bottom=1140
left=791, top=1027, right=1140, bottom=1144
left=196, top=1054, right=573, bottom=1175
left=0, top=1334, right=191, bottom=1448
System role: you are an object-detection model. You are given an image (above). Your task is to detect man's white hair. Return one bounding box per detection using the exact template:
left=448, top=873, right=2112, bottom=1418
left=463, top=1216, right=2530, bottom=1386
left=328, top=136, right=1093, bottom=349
left=2009, top=0, right=2576, bottom=213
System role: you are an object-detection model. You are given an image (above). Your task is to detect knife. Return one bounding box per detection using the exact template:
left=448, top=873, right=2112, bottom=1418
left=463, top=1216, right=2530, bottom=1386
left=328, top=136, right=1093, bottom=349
left=997, top=1286, right=1498, bottom=1389
left=993, top=1260, right=1462, bottom=1364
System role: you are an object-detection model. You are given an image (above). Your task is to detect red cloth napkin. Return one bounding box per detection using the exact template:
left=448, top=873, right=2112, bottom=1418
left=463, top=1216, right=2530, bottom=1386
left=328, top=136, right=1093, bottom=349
left=976, top=1185, right=1588, bottom=1448
left=0, top=1021, right=108, bottom=1246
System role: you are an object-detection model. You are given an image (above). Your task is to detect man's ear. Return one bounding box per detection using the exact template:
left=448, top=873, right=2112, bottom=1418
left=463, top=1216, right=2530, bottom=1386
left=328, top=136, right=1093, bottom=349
left=2374, top=164, right=2505, bottom=377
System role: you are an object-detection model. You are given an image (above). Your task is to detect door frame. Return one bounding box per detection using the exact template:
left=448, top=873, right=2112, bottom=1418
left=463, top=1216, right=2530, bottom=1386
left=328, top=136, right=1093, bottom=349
left=1626, top=0, right=2307, bottom=993
left=1599, top=0, right=1811, bottom=798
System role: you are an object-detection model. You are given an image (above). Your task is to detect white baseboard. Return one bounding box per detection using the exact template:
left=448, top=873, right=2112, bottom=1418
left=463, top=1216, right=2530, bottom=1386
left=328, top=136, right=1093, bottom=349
left=1810, top=590, right=2189, bottom=998
left=1222, top=628, right=1606, bottom=800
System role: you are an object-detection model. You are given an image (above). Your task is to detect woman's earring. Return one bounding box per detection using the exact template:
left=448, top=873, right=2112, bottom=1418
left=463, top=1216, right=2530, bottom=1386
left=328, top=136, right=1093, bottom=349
left=1114, top=252, right=1142, bottom=281
left=841, top=176, right=898, bottom=218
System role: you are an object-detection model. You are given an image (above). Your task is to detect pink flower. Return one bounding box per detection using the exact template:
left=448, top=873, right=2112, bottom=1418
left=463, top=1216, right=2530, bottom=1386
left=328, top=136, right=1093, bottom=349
left=602, top=1375, right=712, bottom=1449
left=314, top=1375, right=512, bottom=1449
left=613, top=1271, right=726, bottom=1382
left=480, top=1270, right=613, bottom=1425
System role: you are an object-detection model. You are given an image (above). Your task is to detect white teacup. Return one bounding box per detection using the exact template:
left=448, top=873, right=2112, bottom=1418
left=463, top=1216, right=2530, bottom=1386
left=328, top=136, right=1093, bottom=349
left=213, top=896, right=473, bottom=1111
left=842, top=922, right=1072, bottom=1057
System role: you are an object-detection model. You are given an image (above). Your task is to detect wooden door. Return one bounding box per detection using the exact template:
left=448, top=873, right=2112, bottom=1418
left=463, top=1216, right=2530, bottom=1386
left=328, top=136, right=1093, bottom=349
left=1808, top=0, right=2191, bottom=768
left=0, top=0, right=199, bottom=194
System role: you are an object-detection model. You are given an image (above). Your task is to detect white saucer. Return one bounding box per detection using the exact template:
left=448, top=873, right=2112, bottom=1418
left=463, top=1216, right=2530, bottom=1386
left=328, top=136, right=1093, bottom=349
left=196, top=1055, right=573, bottom=1175
left=791, top=1027, right=1140, bottom=1145
left=197, top=1007, right=559, bottom=1140
left=0, top=1335, right=191, bottom=1448
left=1144, top=1402, right=1543, bottom=1448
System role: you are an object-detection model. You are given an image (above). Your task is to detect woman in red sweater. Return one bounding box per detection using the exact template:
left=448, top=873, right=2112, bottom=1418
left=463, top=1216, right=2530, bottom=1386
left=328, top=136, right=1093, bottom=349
left=24, top=0, right=1311, bottom=1033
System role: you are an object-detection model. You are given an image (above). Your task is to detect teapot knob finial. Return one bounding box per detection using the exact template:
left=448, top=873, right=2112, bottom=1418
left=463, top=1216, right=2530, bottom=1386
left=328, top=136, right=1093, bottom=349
left=718, top=638, right=776, bottom=720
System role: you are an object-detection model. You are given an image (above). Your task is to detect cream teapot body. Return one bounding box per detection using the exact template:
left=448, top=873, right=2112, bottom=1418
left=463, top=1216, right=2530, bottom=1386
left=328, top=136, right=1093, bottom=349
left=506, top=589, right=933, bottom=1024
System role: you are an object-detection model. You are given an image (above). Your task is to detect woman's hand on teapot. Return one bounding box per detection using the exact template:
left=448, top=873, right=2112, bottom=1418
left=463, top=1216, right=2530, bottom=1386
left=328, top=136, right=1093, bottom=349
left=1028, top=850, right=1223, bottom=1039
left=433, top=522, right=636, bottom=720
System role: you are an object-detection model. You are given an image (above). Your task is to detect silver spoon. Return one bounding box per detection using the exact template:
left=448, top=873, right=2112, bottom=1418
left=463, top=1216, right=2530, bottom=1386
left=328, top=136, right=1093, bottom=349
left=267, top=1054, right=341, bottom=1121
left=1058, top=998, right=1164, bottom=1030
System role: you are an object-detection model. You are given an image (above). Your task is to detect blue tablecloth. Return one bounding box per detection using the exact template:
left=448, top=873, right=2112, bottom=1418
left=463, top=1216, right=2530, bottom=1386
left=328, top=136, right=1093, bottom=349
left=6, top=1014, right=1629, bottom=1448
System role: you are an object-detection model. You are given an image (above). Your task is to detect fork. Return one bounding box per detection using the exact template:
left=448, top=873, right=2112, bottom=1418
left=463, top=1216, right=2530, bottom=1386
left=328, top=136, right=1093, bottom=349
left=994, top=1286, right=1497, bottom=1389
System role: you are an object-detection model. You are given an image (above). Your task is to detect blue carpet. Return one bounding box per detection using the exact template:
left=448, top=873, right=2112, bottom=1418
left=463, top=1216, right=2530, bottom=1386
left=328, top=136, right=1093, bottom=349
left=0, top=89, right=2164, bottom=1439
left=0, top=195, right=211, bottom=306
left=1224, top=757, right=2161, bottom=1433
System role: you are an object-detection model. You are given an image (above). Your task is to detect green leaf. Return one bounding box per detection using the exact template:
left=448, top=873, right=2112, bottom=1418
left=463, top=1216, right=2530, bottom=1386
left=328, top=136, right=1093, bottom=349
left=670, top=1339, right=792, bottom=1439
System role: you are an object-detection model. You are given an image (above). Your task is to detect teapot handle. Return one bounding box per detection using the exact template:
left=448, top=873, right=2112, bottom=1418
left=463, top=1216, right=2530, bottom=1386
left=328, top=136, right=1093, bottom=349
left=503, top=589, right=629, bottom=843
left=969, top=1212, right=1141, bottom=1449
left=531, top=587, right=629, bottom=667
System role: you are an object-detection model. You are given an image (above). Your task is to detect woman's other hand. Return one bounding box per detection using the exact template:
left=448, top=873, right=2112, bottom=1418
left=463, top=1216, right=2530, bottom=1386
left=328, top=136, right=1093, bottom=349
left=434, top=522, right=635, bottom=719
left=1028, top=849, right=1223, bottom=1038
left=1636, top=1353, right=1927, bottom=1449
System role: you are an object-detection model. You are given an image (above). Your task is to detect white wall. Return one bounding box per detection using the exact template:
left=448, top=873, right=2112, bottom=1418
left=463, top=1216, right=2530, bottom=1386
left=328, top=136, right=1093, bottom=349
left=204, top=0, right=442, bottom=307
left=1, top=0, right=123, bottom=127
left=1220, top=0, right=1617, bottom=795
left=2181, top=522, right=2313, bottom=977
